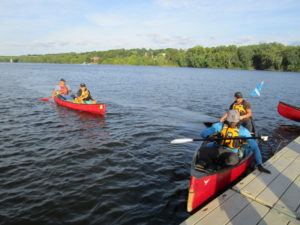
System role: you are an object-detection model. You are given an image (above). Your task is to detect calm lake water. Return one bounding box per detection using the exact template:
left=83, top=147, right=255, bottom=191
left=0, top=63, right=299, bottom=225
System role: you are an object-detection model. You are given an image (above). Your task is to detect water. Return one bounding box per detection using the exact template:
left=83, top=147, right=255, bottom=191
left=0, top=63, right=299, bottom=225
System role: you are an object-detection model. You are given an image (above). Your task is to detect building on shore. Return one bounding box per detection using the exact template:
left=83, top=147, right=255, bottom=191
left=90, top=56, right=100, bottom=63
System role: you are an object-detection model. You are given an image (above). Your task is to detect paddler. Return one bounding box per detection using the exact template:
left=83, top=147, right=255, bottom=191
left=219, top=92, right=254, bottom=132
left=52, top=78, right=73, bottom=100
left=199, top=109, right=271, bottom=174
left=75, top=83, right=97, bottom=104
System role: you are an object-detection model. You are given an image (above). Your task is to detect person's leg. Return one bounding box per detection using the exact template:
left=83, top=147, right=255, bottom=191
left=57, top=94, right=66, bottom=100
left=63, top=94, right=74, bottom=101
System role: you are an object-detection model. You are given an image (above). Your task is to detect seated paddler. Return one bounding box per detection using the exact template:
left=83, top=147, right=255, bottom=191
left=199, top=109, right=271, bottom=174
left=75, top=83, right=97, bottom=104
left=52, top=78, right=73, bottom=100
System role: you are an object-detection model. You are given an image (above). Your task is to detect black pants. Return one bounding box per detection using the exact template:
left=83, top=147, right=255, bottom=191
left=198, top=146, right=239, bottom=167
left=241, top=119, right=253, bottom=133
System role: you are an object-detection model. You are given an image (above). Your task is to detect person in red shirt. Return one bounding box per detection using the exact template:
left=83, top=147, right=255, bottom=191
left=52, top=78, right=73, bottom=100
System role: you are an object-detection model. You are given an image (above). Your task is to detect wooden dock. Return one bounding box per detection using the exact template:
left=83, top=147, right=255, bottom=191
left=181, top=136, right=300, bottom=225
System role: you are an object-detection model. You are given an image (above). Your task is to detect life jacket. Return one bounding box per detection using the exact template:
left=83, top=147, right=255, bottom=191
left=232, top=101, right=247, bottom=116
left=59, top=85, right=69, bottom=95
left=219, top=123, right=243, bottom=149
left=79, top=89, right=90, bottom=99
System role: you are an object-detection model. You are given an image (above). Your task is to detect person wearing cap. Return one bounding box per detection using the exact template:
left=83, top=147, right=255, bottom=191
left=220, top=91, right=254, bottom=132
left=75, top=83, right=96, bottom=104
left=52, top=78, right=73, bottom=100
left=199, top=109, right=271, bottom=174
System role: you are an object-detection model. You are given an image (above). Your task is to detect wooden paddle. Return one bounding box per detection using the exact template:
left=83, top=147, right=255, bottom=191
left=171, top=136, right=268, bottom=144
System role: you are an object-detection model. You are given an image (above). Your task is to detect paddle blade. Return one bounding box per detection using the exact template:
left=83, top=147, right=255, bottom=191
left=261, top=136, right=268, bottom=141
left=171, top=138, right=193, bottom=144
left=251, top=81, right=264, bottom=97
left=40, top=96, right=52, bottom=101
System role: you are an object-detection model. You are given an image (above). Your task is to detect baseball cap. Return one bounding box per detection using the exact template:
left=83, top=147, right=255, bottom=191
left=234, top=92, right=243, bottom=98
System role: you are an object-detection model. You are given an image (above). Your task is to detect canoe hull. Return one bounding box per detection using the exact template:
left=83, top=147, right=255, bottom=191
left=187, top=145, right=254, bottom=212
left=54, top=96, right=106, bottom=115
left=278, top=101, right=300, bottom=122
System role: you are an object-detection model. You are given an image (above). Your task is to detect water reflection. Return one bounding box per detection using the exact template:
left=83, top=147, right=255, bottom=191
left=53, top=105, right=110, bottom=152
left=272, top=124, right=300, bottom=153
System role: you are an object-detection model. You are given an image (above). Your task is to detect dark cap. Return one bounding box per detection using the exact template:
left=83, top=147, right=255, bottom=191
left=60, top=78, right=66, bottom=82
left=80, top=83, right=86, bottom=87
left=234, top=92, right=243, bottom=98
left=227, top=109, right=240, bottom=123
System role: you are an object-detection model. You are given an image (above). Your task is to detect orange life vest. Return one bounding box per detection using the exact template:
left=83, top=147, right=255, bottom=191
left=59, top=85, right=69, bottom=95
left=219, top=123, right=243, bottom=149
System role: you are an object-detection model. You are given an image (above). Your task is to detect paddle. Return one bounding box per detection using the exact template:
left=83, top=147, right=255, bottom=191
left=171, top=136, right=268, bottom=144
left=40, top=96, right=53, bottom=101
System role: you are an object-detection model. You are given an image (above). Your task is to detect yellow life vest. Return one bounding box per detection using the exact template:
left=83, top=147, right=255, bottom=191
left=232, top=103, right=246, bottom=115
left=80, top=89, right=89, bottom=99
left=219, top=123, right=242, bottom=149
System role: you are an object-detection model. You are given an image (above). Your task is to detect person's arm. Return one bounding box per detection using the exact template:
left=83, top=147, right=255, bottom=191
left=201, top=123, right=222, bottom=138
left=52, top=85, right=59, bottom=97
left=240, top=102, right=252, bottom=120
left=219, top=112, right=228, bottom=122
left=66, top=85, right=72, bottom=94
left=81, top=90, right=90, bottom=100
left=220, top=103, right=233, bottom=122
left=240, top=108, right=252, bottom=120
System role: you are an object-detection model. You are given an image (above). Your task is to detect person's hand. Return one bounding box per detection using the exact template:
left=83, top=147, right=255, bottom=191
left=258, top=165, right=271, bottom=174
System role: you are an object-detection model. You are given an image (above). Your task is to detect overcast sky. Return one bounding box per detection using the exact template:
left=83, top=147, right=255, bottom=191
left=1, top=0, right=299, bottom=55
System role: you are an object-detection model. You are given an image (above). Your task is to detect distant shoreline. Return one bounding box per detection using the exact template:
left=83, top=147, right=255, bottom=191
left=1, top=42, right=299, bottom=72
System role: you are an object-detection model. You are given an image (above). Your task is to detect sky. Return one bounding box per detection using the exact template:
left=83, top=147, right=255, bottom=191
left=1, top=0, right=300, bottom=55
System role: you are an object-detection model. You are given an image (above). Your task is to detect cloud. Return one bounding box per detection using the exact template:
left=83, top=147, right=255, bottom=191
left=234, top=36, right=255, bottom=45
left=137, top=33, right=194, bottom=48
left=87, top=13, right=127, bottom=27
left=155, top=0, right=195, bottom=9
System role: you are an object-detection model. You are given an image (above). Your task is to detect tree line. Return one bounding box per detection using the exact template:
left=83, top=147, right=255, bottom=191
left=1, top=42, right=299, bottom=72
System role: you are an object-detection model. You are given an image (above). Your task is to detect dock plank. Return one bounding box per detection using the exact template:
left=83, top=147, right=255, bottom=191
left=237, top=151, right=298, bottom=201
left=274, top=175, right=300, bottom=218
left=258, top=209, right=291, bottom=225
left=225, top=200, right=269, bottom=225
left=234, top=143, right=298, bottom=193
left=180, top=190, right=236, bottom=225
left=256, top=155, right=300, bottom=208
left=194, top=192, right=249, bottom=225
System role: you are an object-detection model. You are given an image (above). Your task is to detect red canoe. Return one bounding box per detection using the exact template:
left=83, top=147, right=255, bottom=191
left=187, top=142, right=254, bottom=212
left=54, top=96, right=106, bottom=115
left=278, top=101, right=300, bottom=122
